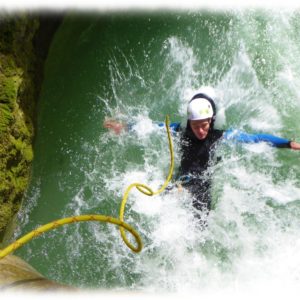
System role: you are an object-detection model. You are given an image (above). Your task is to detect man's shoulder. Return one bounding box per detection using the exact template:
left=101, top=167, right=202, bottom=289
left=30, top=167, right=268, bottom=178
left=211, top=129, right=225, bottom=139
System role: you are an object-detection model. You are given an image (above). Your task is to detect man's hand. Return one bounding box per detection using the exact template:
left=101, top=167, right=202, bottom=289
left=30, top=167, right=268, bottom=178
left=103, top=118, right=127, bottom=135
left=290, top=141, right=300, bottom=150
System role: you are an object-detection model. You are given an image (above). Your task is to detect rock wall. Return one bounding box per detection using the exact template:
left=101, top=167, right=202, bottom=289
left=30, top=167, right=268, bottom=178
left=0, top=12, right=63, bottom=240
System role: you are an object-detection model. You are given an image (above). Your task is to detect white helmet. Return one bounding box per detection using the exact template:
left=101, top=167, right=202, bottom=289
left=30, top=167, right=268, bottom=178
left=187, top=98, right=214, bottom=121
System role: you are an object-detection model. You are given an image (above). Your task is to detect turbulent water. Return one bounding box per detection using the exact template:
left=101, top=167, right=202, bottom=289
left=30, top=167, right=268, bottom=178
left=7, top=9, right=300, bottom=293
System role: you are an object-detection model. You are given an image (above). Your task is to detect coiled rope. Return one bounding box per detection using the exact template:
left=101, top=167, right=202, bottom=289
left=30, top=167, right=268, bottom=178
left=0, top=115, right=174, bottom=259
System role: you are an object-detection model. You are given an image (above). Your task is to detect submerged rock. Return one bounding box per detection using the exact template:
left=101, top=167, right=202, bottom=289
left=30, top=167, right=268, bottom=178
left=0, top=254, right=75, bottom=291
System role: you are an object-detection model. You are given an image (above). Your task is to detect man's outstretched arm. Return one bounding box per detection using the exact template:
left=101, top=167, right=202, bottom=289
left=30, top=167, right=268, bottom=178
left=223, top=129, right=300, bottom=150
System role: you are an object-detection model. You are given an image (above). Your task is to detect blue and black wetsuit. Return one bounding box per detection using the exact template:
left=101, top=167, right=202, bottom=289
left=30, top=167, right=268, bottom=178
left=178, top=122, right=223, bottom=212
left=130, top=120, right=291, bottom=213
left=157, top=121, right=291, bottom=213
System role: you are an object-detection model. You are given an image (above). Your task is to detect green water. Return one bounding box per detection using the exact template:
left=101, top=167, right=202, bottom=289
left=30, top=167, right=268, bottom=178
left=9, top=10, right=300, bottom=291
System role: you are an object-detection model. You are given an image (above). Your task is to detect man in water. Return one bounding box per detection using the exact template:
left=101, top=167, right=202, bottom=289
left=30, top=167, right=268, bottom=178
left=104, top=88, right=300, bottom=214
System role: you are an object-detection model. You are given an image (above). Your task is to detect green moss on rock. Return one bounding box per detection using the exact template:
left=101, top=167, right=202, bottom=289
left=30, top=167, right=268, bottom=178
left=0, top=14, right=38, bottom=238
left=0, top=13, right=63, bottom=241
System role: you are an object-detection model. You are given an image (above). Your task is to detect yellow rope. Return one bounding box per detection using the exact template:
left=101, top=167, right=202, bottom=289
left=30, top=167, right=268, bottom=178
left=0, top=215, right=142, bottom=259
left=0, top=115, right=174, bottom=259
left=119, top=115, right=174, bottom=251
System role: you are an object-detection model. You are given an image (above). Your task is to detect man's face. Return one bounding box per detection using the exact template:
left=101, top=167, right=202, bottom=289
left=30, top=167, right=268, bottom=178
left=190, top=118, right=211, bottom=140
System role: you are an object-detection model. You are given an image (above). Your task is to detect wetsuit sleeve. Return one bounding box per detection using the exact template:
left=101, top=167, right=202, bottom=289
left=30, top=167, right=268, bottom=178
left=223, top=129, right=292, bottom=148
left=155, top=122, right=181, bottom=133
left=128, top=121, right=181, bottom=134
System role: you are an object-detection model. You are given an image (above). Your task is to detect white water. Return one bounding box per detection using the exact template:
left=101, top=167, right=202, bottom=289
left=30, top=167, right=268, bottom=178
left=99, top=12, right=300, bottom=293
